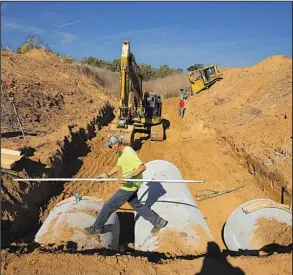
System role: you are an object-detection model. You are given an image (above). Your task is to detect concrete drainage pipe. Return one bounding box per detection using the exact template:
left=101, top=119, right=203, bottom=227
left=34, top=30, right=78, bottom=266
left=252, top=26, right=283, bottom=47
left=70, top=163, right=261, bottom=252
left=134, top=160, right=214, bottom=255
left=35, top=196, right=120, bottom=251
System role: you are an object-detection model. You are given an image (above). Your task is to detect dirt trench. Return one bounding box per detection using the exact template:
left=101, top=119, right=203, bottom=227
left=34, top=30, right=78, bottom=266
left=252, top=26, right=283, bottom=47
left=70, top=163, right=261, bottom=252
left=2, top=97, right=291, bottom=249
left=1, top=99, right=292, bottom=275
left=1, top=102, right=115, bottom=246
left=219, top=135, right=292, bottom=205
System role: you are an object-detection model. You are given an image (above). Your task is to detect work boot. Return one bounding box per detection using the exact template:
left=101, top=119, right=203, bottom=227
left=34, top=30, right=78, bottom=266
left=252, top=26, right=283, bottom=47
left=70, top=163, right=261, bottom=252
left=151, top=218, right=168, bottom=234
left=84, top=225, right=104, bottom=234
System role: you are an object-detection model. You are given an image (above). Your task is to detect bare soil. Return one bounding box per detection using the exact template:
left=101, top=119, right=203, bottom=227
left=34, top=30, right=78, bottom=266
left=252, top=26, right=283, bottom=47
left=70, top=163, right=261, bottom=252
left=251, top=217, right=292, bottom=249
left=1, top=51, right=292, bottom=274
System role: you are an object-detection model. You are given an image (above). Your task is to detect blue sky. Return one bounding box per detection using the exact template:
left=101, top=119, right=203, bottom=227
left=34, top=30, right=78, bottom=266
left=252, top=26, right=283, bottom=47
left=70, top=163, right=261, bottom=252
left=1, top=2, right=292, bottom=69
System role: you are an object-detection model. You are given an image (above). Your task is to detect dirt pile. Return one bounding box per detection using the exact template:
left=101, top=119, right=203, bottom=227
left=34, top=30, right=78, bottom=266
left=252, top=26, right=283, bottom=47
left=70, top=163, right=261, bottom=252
left=155, top=226, right=211, bottom=256
left=185, top=55, right=292, bottom=199
left=1, top=50, right=113, bottom=162
left=251, top=217, right=292, bottom=249
left=36, top=216, right=102, bottom=251
left=24, top=49, right=61, bottom=62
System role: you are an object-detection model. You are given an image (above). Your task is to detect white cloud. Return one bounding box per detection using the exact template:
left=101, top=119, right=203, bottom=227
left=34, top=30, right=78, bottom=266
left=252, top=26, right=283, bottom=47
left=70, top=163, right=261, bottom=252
left=56, top=20, right=84, bottom=29
left=2, top=19, right=78, bottom=46
left=58, top=31, right=78, bottom=45
left=2, top=22, right=46, bottom=34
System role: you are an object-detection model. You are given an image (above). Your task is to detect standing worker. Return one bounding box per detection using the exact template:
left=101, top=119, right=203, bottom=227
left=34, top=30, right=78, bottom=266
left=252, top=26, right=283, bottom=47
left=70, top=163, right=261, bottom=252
left=85, top=135, right=168, bottom=235
left=179, top=88, right=188, bottom=100
left=178, top=98, right=185, bottom=118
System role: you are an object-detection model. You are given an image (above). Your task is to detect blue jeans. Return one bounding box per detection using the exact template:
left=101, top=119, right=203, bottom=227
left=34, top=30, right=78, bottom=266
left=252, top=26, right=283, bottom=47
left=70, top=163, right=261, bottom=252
left=179, top=108, right=184, bottom=118
left=93, top=189, right=161, bottom=228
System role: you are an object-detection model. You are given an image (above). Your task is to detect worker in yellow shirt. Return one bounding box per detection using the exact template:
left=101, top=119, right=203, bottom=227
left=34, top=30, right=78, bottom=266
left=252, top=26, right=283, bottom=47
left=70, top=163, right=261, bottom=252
left=85, top=135, right=168, bottom=235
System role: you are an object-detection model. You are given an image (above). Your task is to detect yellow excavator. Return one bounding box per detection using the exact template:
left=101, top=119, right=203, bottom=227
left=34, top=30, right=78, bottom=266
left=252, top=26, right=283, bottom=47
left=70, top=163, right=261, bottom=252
left=107, top=40, right=164, bottom=145
left=187, top=64, right=223, bottom=95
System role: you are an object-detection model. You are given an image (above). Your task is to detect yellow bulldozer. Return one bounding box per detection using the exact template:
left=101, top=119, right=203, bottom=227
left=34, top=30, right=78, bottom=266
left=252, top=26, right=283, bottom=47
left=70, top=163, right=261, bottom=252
left=107, top=40, right=164, bottom=145
left=187, top=64, right=223, bottom=95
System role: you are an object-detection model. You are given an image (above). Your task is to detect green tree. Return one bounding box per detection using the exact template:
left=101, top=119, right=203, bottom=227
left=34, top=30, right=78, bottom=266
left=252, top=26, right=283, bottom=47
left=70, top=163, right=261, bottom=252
left=154, top=65, right=172, bottom=79
left=19, top=43, right=31, bottom=54
left=139, top=64, right=153, bottom=81
left=25, top=35, right=50, bottom=50
left=61, top=55, right=74, bottom=63
left=111, top=58, right=121, bottom=72
left=187, top=64, right=204, bottom=72
left=81, top=57, right=104, bottom=68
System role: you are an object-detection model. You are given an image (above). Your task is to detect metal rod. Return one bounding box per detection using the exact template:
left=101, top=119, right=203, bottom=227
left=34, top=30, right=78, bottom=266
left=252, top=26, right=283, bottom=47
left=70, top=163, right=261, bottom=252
left=12, top=102, right=25, bottom=140
left=13, top=178, right=205, bottom=183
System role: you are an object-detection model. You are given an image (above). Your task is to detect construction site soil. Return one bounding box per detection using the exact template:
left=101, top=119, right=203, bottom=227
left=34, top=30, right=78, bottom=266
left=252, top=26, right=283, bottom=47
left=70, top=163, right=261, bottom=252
left=1, top=50, right=292, bottom=275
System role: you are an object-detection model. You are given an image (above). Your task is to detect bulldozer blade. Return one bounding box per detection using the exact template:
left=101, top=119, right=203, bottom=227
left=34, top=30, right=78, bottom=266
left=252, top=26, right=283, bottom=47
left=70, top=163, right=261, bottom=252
left=150, top=124, right=164, bottom=141
left=106, top=124, right=134, bottom=146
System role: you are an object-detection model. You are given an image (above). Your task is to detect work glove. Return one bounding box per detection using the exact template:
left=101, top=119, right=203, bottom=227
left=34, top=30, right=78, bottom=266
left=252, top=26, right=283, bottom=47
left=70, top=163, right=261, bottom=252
left=97, top=172, right=109, bottom=179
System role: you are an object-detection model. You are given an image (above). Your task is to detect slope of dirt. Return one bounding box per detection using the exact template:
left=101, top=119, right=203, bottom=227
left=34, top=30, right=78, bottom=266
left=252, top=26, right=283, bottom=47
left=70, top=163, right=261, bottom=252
left=1, top=50, right=113, bottom=164
left=187, top=55, right=292, bottom=198
left=1, top=50, right=115, bottom=245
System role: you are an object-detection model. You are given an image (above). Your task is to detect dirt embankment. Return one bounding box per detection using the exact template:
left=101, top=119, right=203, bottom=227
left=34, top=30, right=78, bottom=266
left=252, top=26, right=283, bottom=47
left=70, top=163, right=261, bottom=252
left=1, top=50, right=115, bottom=164
left=186, top=55, right=292, bottom=203
left=1, top=50, right=116, bottom=245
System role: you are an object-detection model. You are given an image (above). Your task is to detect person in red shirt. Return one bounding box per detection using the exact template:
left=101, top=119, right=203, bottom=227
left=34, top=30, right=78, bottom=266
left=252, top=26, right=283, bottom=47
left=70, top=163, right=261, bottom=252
left=178, top=99, right=185, bottom=118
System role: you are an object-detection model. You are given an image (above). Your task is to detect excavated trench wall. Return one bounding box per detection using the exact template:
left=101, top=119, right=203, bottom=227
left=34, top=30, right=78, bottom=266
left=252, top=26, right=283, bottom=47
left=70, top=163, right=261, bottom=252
left=1, top=102, right=115, bottom=246
left=221, top=135, right=292, bottom=206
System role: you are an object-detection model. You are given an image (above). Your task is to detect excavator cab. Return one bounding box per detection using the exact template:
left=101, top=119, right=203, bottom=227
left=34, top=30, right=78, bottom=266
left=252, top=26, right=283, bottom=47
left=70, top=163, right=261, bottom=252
left=143, top=92, right=162, bottom=121
left=106, top=41, right=164, bottom=146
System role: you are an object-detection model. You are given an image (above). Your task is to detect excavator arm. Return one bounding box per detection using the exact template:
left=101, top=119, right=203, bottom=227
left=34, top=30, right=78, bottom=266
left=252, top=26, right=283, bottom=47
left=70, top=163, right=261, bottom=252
left=119, top=41, right=143, bottom=127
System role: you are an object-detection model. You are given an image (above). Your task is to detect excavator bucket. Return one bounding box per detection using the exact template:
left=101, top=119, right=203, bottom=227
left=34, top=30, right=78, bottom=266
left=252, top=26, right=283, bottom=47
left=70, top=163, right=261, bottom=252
left=150, top=124, right=164, bottom=141
left=106, top=124, right=134, bottom=146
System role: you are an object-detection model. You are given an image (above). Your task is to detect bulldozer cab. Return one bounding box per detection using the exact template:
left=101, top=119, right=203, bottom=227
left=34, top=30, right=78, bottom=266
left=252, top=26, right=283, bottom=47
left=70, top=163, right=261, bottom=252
left=188, top=64, right=223, bottom=95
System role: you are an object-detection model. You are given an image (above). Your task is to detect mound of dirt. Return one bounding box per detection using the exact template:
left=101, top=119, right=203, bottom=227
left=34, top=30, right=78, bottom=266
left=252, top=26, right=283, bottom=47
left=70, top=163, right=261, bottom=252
left=251, top=217, right=292, bottom=249
left=1, top=50, right=113, bottom=162
left=185, top=55, right=292, bottom=197
left=24, top=49, right=60, bottom=63
left=155, top=225, right=211, bottom=256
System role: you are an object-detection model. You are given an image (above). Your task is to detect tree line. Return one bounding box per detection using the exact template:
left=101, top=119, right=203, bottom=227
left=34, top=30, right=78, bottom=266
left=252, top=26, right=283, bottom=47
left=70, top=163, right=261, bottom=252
left=1, top=35, right=205, bottom=80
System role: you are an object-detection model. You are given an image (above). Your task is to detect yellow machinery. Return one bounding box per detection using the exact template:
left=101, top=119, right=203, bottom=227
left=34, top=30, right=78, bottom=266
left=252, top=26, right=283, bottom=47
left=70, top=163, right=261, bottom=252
left=107, top=40, right=164, bottom=145
left=187, top=64, right=223, bottom=95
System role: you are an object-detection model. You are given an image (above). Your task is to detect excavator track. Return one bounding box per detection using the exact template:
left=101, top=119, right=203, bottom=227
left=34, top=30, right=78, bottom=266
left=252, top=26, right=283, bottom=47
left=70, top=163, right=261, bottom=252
left=150, top=124, right=164, bottom=141
left=106, top=124, right=134, bottom=146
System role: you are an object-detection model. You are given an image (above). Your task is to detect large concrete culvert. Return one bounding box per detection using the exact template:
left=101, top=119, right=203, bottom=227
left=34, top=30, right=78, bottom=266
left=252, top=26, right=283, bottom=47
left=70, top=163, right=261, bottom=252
left=34, top=196, right=120, bottom=250
left=223, top=198, right=292, bottom=252
left=134, top=160, right=214, bottom=255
